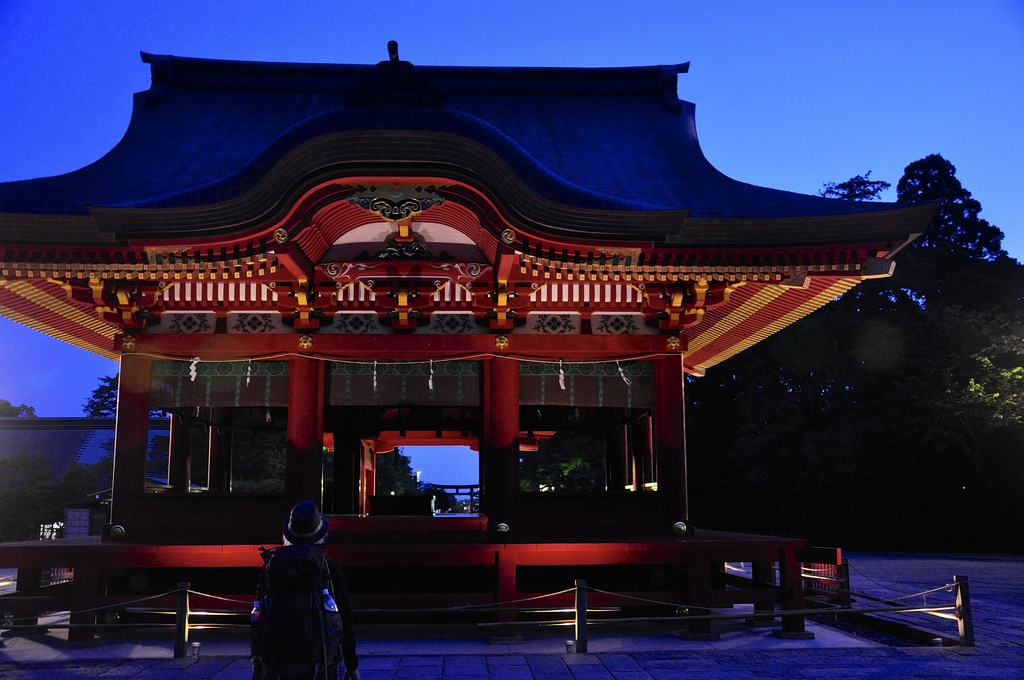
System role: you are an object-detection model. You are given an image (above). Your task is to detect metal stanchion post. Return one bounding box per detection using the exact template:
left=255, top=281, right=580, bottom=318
left=574, top=579, right=588, bottom=653
left=174, top=582, right=191, bottom=659
left=955, top=575, right=975, bottom=647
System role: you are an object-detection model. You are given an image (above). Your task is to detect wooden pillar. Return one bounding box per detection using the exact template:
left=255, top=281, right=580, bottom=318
left=286, top=357, right=324, bottom=505
left=751, top=560, right=776, bottom=623
left=607, top=426, right=627, bottom=492
left=360, top=441, right=375, bottom=515
left=207, top=408, right=230, bottom=492
left=494, top=546, right=519, bottom=638
left=642, top=413, right=656, bottom=487
left=167, top=414, right=191, bottom=492
left=110, top=353, right=153, bottom=531
left=483, top=357, right=519, bottom=535
left=653, top=355, right=687, bottom=520
left=15, top=568, right=42, bottom=631
left=682, top=551, right=716, bottom=639
left=332, top=433, right=362, bottom=515
left=775, top=545, right=812, bottom=638
left=68, top=553, right=99, bottom=642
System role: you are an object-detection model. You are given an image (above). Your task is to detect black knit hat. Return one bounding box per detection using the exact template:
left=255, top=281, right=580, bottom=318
left=283, top=501, right=328, bottom=545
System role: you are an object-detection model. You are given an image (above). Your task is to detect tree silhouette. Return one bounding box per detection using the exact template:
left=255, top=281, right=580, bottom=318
left=0, top=398, right=36, bottom=418
left=820, top=171, right=890, bottom=201
left=82, top=375, right=118, bottom=417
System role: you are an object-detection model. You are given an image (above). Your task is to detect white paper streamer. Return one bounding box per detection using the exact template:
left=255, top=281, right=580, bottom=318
left=246, top=359, right=252, bottom=387
left=617, top=361, right=632, bottom=386
left=189, top=357, right=201, bottom=382
left=428, top=359, right=434, bottom=390
left=558, top=359, right=566, bottom=390
left=373, top=360, right=378, bottom=391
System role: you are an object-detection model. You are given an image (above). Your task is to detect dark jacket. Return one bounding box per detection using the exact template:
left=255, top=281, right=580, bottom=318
left=251, top=544, right=358, bottom=677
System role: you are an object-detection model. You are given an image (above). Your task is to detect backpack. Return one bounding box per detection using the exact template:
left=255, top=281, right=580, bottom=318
left=251, top=544, right=344, bottom=680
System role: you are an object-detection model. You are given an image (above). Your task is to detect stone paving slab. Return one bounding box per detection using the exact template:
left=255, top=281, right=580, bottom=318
left=3, top=648, right=1024, bottom=679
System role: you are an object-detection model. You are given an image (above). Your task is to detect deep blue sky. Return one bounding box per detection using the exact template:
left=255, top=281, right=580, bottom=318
left=1, top=0, right=1022, bottom=419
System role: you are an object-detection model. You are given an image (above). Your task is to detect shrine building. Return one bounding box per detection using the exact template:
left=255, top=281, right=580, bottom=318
left=0, top=45, right=936, bottom=638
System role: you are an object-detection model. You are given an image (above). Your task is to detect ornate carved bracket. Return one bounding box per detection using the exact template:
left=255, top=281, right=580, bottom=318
left=64, top=279, right=164, bottom=330
left=374, top=281, right=436, bottom=331
left=275, top=280, right=336, bottom=330
left=347, top=184, right=444, bottom=223
left=472, top=282, right=528, bottom=331
left=645, top=280, right=739, bottom=331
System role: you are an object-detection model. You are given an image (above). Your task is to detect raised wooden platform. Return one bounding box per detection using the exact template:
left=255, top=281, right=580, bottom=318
left=0, top=528, right=814, bottom=641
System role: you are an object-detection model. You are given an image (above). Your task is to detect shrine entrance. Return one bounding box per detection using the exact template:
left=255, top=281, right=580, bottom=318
left=322, top=410, right=482, bottom=517
left=321, top=359, right=484, bottom=517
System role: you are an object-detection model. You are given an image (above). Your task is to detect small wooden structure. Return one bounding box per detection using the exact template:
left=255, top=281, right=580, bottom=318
left=0, top=46, right=935, bottom=639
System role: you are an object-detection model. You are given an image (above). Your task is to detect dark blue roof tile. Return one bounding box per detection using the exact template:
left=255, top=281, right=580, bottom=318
left=0, top=53, right=905, bottom=234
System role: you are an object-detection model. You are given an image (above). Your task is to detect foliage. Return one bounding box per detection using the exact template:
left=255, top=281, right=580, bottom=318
left=82, top=375, right=118, bottom=417
left=375, top=450, right=421, bottom=495
left=0, top=450, right=110, bottom=543
left=897, top=154, right=1005, bottom=260
left=820, top=171, right=890, bottom=201
left=230, top=429, right=287, bottom=493
left=519, top=430, right=606, bottom=492
left=82, top=374, right=166, bottom=418
left=0, top=398, right=36, bottom=418
left=688, top=154, right=1024, bottom=552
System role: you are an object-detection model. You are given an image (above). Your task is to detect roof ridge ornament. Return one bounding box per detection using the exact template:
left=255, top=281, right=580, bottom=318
left=345, top=40, right=446, bottom=108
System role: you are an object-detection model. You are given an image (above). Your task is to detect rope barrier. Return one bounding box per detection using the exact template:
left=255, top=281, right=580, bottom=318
left=584, top=586, right=691, bottom=610
left=2, top=588, right=182, bottom=625
left=847, top=561, right=924, bottom=596
left=449, top=587, right=577, bottom=610
left=1, top=570, right=974, bottom=648
left=186, top=590, right=254, bottom=606
left=884, top=583, right=958, bottom=602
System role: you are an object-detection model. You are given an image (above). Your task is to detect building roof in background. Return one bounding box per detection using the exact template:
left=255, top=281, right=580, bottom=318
left=0, top=418, right=168, bottom=473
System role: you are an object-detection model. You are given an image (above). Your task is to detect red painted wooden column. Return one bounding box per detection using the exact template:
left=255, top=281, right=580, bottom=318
left=286, top=357, right=325, bottom=506
left=653, top=354, right=688, bottom=523
left=777, top=545, right=811, bottom=637
left=109, top=353, right=153, bottom=533
left=483, top=357, right=519, bottom=536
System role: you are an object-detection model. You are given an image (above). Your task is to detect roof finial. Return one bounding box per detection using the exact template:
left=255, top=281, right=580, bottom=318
left=388, top=41, right=399, bottom=62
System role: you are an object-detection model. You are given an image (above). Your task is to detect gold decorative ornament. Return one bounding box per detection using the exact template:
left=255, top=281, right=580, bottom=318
left=495, top=334, right=509, bottom=349
left=273, top=228, right=289, bottom=243
left=500, top=229, right=516, bottom=245
left=298, top=334, right=313, bottom=349
left=666, top=336, right=681, bottom=350
left=347, top=185, right=444, bottom=223
left=121, top=335, right=136, bottom=350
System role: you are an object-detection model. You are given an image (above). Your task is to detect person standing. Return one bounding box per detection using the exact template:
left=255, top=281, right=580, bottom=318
left=251, top=501, right=359, bottom=680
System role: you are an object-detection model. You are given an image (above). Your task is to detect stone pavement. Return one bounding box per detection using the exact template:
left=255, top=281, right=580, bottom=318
left=1, top=645, right=1022, bottom=679
left=1, top=552, right=1022, bottom=678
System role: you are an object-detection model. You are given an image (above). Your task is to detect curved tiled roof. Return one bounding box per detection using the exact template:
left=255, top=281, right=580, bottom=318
left=0, top=52, right=915, bottom=244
